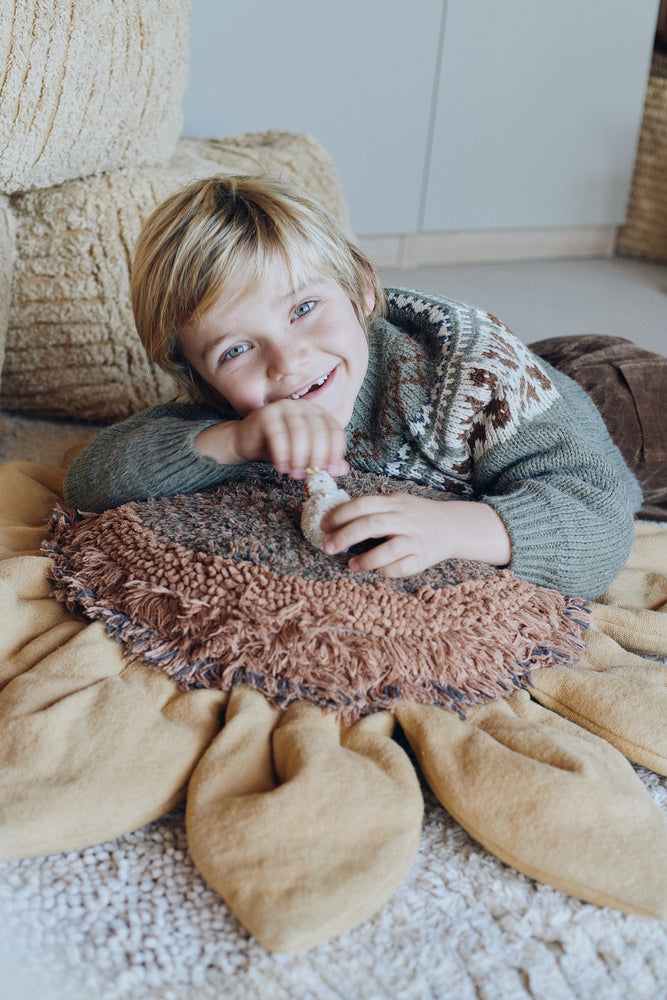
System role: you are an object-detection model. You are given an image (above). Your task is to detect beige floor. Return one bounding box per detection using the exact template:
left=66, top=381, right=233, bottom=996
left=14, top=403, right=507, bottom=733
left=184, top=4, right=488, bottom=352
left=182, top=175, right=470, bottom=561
left=380, top=256, right=667, bottom=354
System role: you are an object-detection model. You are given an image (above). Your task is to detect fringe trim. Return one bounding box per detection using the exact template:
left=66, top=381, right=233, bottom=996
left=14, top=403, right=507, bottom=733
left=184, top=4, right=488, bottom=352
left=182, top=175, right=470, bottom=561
left=43, top=505, right=590, bottom=725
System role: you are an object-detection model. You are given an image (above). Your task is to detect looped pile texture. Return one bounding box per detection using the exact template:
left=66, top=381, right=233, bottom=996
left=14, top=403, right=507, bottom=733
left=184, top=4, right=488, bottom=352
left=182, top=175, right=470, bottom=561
left=44, top=470, right=590, bottom=723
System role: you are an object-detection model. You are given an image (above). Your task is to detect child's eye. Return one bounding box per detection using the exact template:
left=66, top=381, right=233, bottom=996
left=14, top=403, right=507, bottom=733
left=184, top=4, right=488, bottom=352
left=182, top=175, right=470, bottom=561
left=293, top=300, right=315, bottom=319
left=221, top=343, right=250, bottom=362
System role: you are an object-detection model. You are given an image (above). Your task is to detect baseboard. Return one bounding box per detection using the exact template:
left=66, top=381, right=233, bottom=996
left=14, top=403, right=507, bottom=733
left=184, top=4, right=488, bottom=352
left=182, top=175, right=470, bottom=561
left=357, top=226, right=619, bottom=268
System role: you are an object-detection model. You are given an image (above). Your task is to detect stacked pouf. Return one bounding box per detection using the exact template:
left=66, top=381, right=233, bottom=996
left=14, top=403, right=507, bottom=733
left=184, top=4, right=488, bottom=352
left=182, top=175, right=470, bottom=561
left=0, top=1, right=350, bottom=425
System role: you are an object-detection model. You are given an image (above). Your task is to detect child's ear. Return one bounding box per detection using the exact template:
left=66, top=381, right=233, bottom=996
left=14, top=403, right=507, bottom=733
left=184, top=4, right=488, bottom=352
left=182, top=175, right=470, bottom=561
left=363, top=281, right=376, bottom=318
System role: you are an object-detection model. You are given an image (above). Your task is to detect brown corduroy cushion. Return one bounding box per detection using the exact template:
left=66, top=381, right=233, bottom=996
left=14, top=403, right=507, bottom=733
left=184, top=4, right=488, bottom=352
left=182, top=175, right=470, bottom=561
left=531, top=334, right=667, bottom=521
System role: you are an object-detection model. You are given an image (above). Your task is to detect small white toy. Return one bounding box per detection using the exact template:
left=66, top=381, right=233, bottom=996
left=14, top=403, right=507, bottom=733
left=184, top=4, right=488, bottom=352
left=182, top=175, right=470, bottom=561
left=301, top=468, right=351, bottom=550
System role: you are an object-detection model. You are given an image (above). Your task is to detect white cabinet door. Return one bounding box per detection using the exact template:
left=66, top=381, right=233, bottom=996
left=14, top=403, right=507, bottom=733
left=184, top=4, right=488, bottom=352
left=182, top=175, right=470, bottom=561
left=421, top=0, right=660, bottom=231
left=183, top=0, right=444, bottom=236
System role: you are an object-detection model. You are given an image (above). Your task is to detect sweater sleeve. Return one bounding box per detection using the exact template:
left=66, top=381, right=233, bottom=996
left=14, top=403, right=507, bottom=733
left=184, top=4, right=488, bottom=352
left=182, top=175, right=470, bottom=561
left=371, top=292, right=642, bottom=599
left=469, top=366, right=642, bottom=599
left=64, top=402, right=239, bottom=512
left=476, top=415, right=638, bottom=598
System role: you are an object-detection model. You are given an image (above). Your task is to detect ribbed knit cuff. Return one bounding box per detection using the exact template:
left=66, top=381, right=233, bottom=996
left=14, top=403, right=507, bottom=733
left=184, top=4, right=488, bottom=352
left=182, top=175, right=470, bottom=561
left=484, top=488, right=633, bottom=599
left=154, top=420, right=234, bottom=490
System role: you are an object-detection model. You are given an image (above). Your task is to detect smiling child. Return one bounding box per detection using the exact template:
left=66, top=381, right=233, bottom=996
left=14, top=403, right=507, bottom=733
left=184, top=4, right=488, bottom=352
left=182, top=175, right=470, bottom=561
left=64, top=174, right=643, bottom=597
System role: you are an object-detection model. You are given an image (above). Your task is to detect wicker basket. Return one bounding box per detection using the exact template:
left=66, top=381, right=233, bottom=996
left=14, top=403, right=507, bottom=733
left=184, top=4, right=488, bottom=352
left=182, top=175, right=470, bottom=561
left=616, top=50, right=667, bottom=262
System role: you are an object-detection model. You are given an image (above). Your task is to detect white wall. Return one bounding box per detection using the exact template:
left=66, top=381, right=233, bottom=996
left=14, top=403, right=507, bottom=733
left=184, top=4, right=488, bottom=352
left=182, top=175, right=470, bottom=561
left=182, top=1, right=659, bottom=242
left=182, top=0, right=443, bottom=235
left=424, top=0, right=660, bottom=231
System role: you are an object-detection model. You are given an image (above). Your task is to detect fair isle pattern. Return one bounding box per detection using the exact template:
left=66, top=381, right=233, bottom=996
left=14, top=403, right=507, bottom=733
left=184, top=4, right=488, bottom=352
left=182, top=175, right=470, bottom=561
left=350, top=288, right=559, bottom=492
left=386, top=287, right=560, bottom=467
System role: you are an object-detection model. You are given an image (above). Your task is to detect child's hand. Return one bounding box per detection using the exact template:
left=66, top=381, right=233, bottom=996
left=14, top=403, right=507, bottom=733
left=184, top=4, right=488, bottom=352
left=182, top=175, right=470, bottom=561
left=230, top=399, right=349, bottom=478
left=321, top=495, right=512, bottom=577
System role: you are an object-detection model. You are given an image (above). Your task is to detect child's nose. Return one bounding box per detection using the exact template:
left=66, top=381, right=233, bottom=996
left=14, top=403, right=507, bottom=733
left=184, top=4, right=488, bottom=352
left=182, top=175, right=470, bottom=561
left=266, top=339, right=309, bottom=380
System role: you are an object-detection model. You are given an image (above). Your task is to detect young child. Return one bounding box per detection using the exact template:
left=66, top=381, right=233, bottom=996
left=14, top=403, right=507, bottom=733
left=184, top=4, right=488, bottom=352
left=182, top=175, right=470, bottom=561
left=64, top=174, right=644, bottom=599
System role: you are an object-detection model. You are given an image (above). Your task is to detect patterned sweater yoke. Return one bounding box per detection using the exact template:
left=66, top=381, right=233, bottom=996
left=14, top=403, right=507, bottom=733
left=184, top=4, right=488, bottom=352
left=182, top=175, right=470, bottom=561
left=347, top=288, right=562, bottom=491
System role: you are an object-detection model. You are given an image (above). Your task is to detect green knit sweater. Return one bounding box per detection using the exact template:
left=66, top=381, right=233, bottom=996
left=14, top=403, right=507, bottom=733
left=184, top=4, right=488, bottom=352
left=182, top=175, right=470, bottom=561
left=64, top=287, right=642, bottom=598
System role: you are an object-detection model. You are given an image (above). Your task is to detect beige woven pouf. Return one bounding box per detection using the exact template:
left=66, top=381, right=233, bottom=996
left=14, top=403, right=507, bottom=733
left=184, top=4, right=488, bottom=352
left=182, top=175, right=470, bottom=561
left=0, top=0, right=190, bottom=195
left=616, top=51, right=667, bottom=262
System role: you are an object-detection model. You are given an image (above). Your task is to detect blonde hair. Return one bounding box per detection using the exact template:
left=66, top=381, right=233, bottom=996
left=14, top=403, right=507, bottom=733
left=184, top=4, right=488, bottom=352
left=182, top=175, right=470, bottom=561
left=130, top=174, right=386, bottom=405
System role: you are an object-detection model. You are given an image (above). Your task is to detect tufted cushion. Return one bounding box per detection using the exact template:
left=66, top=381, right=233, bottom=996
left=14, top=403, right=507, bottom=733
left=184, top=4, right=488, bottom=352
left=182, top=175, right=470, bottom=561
left=44, top=469, right=590, bottom=725
left=0, top=0, right=191, bottom=195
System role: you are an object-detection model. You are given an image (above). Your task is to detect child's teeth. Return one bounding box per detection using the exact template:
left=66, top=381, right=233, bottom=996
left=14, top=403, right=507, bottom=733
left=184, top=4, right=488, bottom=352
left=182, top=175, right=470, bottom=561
left=290, top=374, right=329, bottom=399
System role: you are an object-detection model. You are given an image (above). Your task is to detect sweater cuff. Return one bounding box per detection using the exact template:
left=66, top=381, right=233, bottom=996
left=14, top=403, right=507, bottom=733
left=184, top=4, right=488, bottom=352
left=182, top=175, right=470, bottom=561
left=143, top=419, right=240, bottom=491
left=483, top=489, right=633, bottom=599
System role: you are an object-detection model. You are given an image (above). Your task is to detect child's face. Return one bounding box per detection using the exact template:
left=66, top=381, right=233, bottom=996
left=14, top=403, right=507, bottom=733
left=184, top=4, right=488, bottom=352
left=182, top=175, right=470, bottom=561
left=179, top=257, right=373, bottom=427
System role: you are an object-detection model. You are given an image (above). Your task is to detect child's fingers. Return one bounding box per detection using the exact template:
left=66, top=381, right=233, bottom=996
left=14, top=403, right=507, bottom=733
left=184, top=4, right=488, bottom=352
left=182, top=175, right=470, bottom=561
left=268, top=408, right=314, bottom=475
left=276, top=423, right=342, bottom=478
left=322, top=494, right=441, bottom=577
left=298, top=422, right=347, bottom=479
left=268, top=404, right=346, bottom=478
left=322, top=456, right=350, bottom=477
left=348, top=538, right=422, bottom=578
left=322, top=496, right=398, bottom=553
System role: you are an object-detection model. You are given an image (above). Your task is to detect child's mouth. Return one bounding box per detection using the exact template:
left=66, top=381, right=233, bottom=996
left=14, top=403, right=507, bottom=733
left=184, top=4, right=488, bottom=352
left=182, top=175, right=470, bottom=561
left=289, top=370, right=333, bottom=400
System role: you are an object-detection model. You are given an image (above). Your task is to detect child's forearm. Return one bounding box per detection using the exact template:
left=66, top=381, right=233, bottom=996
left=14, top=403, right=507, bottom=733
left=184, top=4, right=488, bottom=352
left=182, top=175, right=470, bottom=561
left=443, top=501, right=512, bottom=566
left=64, top=403, right=233, bottom=512
left=193, top=421, right=245, bottom=465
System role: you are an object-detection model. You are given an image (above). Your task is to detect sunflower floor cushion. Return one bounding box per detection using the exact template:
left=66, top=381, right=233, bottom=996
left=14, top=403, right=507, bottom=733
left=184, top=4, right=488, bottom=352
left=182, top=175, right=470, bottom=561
left=0, top=460, right=666, bottom=953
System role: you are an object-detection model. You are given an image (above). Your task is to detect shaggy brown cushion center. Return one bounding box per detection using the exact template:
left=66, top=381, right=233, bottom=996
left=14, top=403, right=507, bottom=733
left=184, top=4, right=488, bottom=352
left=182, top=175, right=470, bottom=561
left=44, top=469, right=589, bottom=723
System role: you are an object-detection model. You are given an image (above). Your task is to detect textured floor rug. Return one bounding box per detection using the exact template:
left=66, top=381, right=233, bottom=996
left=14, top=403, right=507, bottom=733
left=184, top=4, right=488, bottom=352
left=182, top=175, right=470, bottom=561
left=2, top=772, right=666, bottom=1000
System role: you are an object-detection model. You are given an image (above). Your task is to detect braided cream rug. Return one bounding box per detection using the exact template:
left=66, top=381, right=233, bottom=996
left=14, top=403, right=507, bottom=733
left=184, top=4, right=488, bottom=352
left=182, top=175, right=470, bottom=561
left=3, top=773, right=666, bottom=1000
